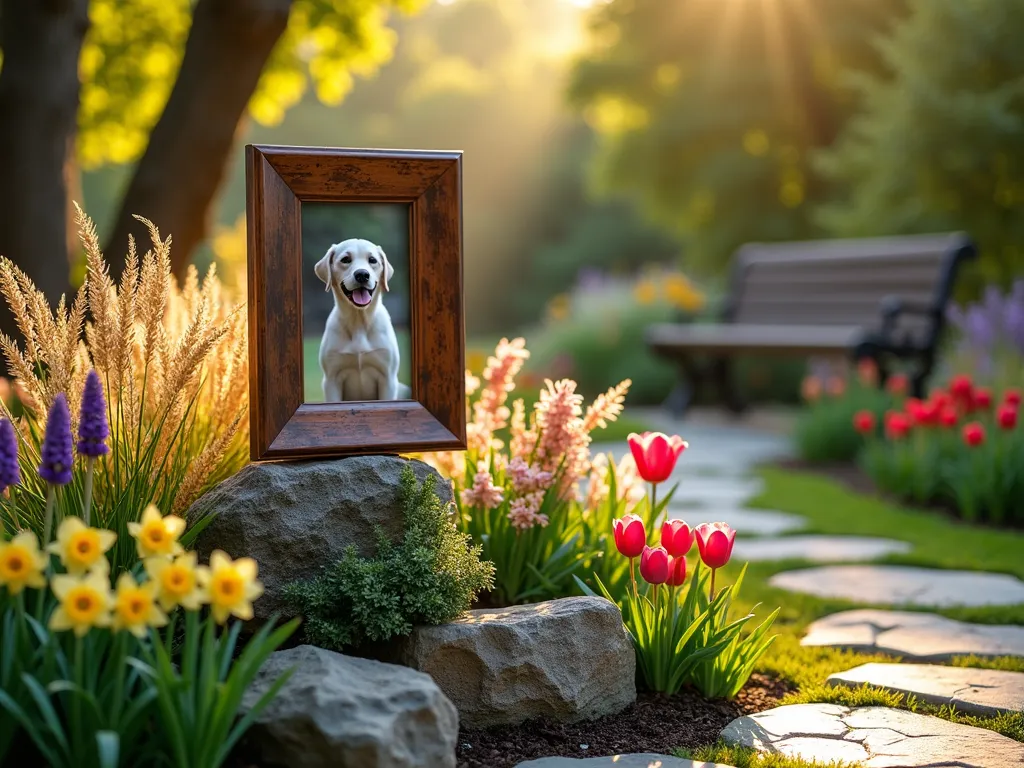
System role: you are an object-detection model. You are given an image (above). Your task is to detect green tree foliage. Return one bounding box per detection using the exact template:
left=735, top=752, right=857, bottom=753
left=284, top=467, right=495, bottom=651
left=816, top=0, right=1024, bottom=287
left=77, top=0, right=423, bottom=170
left=568, top=0, right=903, bottom=274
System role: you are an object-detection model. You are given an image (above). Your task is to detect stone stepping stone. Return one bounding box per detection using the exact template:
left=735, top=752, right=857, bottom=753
left=720, top=703, right=1024, bottom=767
left=736, top=535, right=910, bottom=563
left=667, top=478, right=765, bottom=508
left=515, top=756, right=733, bottom=768
left=802, top=609, right=1024, bottom=660
left=828, top=662, right=1024, bottom=716
left=769, top=565, right=1024, bottom=607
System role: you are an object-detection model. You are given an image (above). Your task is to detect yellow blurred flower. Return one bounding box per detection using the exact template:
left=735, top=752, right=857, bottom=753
left=127, top=504, right=185, bottom=560
left=198, top=550, right=264, bottom=624
left=0, top=532, right=48, bottom=595
left=633, top=279, right=658, bottom=306
left=48, top=517, right=116, bottom=576
left=466, top=350, right=487, bottom=374
left=546, top=293, right=571, bottom=322
left=145, top=551, right=205, bottom=612
left=663, top=273, right=706, bottom=313
left=112, top=573, right=167, bottom=638
left=49, top=570, right=113, bottom=637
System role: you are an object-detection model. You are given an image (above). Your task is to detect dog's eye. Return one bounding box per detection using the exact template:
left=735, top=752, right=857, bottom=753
left=340, top=255, right=351, bottom=264
left=368, top=257, right=378, bottom=265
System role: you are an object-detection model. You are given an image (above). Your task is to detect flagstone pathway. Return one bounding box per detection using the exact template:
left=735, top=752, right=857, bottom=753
left=515, top=756, right=730, bottom=767
left=588, top=418, right=1024, bottom=768
left=801, top=609, right=1024, bottom=660
left=827, top=662, right=1024, bottom=716
left=720, top=703, right=1024, bottom=768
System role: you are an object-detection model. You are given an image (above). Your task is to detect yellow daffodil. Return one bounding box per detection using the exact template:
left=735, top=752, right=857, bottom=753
left=112, top=573, right=167, bottom=638
left=48, top=517, right=116, bottom=576
left=198, top=550, right=263, bottom=624
left=145, top=551, right=205, bottom=611
left=127, top=504, right=185, bottom=559
left=633, top=279, right=658, bottom=306
left=49, top=570, right=112, bottom=637
left=0, top=531, right=48, bottom=595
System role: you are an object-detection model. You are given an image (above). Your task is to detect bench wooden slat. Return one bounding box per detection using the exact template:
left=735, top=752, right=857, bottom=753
left=646, top=323, right=864, bottom=356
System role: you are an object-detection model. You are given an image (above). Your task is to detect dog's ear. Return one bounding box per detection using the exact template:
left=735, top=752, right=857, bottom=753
left=314, top=246, right=336, bottom=292
left=379, top=247, right=394, bottom=292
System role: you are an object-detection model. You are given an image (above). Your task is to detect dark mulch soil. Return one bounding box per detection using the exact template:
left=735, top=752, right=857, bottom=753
left=455, top=673, right=794, bottom=768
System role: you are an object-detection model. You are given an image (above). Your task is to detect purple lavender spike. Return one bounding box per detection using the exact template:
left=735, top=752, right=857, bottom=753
left=77, top=370, right=109, bottom=458
left=38, top=394, right=73, bottom=485
left=0, top=418, right=20, bottom=491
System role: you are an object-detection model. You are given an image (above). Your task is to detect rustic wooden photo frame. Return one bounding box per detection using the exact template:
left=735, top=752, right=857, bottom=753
left=245, top=145, right=465, bottom=461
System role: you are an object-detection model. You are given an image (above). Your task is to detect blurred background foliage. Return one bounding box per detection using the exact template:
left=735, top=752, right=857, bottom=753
left=3, top=0, right=1024, bottom=407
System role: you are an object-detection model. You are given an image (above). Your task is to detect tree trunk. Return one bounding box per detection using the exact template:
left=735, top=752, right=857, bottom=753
left=103, top=0, right=293, bottom=280
left=0, top=0, right=89, bottom=365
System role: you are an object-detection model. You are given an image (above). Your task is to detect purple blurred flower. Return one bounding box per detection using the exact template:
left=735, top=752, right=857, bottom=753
left=575, top=267, right=607, bottom=293
left=77, top=370, right=109, bottom=457
left=38, top=394, right=73, bottom=485
left=0, top=418, right=20, bottom=491
left=947, top=281, right=1024, bottom=359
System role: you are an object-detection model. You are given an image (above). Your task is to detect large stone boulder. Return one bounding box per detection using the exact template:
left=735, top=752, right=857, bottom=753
left=188, top=456, right=451, bottom=621
left=393, top=596, right=635, bottom=727
left=240, top=644, right=459, bottom=768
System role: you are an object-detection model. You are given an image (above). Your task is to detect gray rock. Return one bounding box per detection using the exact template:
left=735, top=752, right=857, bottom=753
left=735, top=535, right=910, bottom=563
left=827, top=662, right=1024, bottom=716
left=240, top=644, right=458, bottom=768
left=769, top=565, right=1024, bottom=607
left=802, top=609, right=1024, bottom=660
left=515, top=756, right=733, bottom=768
left=721, top=703, right=1024, bottom=767
left=189, top=456, right=450, bottom=620
left=394, top=596, right=635, bottom=727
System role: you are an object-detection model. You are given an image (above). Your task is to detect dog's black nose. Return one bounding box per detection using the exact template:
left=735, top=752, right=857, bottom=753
left=354, top=269, right=370, bottom=284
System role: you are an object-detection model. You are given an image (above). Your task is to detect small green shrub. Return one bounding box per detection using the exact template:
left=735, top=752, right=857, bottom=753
left=284, top=467, right=495, bottom=650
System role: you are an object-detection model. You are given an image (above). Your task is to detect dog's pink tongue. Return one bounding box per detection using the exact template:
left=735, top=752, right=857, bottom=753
left=352, top=288, right=372, bottom=306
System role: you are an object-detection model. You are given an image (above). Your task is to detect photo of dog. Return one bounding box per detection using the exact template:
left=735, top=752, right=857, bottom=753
left=314, top=238, right=410, bottom=401
left=300, top=202, right=412, bottom=404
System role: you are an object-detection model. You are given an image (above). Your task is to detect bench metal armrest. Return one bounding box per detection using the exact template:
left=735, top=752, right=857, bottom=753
left=879, top=295, right=940, bottom=336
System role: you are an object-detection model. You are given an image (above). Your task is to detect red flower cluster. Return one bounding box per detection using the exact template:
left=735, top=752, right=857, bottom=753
left=612, top=515, right=735, bottom=587
left=857, top=375, right=1019, bottom=447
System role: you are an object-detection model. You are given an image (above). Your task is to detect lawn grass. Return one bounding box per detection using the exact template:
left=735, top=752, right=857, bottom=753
left=692, top=466, right=1024, bottom=750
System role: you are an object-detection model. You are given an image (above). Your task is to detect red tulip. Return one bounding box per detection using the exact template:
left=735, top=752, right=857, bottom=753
left=1004, top=389, right=1021, bottom=407
left=639, top=545, right=670, bottom=585
left=974, top=387, right=993, bottom=409
left=884, top=411, right=912, bottom=440
left=612, top=514, right=647, bottom=558
left=886, top=373, right=909, bottom=396
left=801, top=376, right=822, bottom=403
left=661, top=519, right=693, bottom=557
left=852, top=410, right=875, bottom=435
left=694, top=522, right=736, bottom=570
left=665, top=555, right=687, bottom=587
left=826, top=376, right=846, bottom=398
left=997, top=405, right=1018, bottom=430
left=962, top=421, right=985, bottom=447
left=627, top=432, right=688, bottom=484
left=939, top=406, right=958, bottom=428
left=950, top=374, right=973, bottom=401
left=906, top=398, right=939, bottom=426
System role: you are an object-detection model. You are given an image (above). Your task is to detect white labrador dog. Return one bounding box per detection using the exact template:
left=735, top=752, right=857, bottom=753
left=315, top=238, right=405, bottom=402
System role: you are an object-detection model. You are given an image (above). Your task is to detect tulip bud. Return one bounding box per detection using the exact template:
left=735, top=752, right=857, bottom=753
left=660, top=519, right=693, bottom=557
left=612, top=514, right=647, bottom=559
left=962, top=421, right=985, bottom=447
left=639, top=545, right=669, bottom=585
left=694, top=522, right=736, bottom=570
left=627, top=432, right=687, bottom=484
left=665, top=555, right=687, bottom=587
left=997, top=405, right=1017, bottom=430
left=852, top=410, right=875, bottom=435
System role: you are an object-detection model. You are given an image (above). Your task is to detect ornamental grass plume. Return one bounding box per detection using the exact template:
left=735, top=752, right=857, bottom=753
left=0, top=206, right=249, bottom=572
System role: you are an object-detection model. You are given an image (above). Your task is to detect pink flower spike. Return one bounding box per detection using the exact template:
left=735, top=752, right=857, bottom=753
left=693, top=522, right=737, bottom=569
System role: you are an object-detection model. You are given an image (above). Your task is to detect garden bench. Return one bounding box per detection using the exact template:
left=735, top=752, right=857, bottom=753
left=646, top=232, right=976, bottom=415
